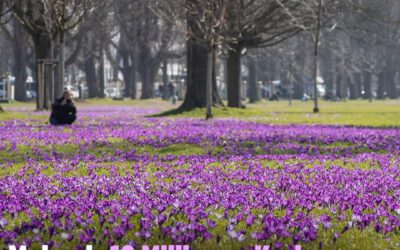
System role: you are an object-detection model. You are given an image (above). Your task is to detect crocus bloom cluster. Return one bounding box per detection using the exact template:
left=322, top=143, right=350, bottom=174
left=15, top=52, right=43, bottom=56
left=0, top=106, right=399, bottom=249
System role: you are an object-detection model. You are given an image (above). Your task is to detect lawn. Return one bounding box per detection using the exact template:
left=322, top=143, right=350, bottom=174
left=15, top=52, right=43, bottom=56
left=0, top=100, right=399, bottom=250
left=2, top=99, right=399, bottom=126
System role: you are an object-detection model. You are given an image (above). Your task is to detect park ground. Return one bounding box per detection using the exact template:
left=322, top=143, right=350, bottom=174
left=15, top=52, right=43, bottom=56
left=1, top=99, right=400, bottom=127
left=0, top=99, right=399, bottom=250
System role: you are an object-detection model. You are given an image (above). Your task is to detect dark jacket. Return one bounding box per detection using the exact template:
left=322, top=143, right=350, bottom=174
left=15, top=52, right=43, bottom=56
left=50, top=97, right=77, bottom=125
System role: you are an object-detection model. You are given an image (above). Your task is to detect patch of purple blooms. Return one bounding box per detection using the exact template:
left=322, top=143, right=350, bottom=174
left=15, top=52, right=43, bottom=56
left=0, top=106, right=399, bottom=249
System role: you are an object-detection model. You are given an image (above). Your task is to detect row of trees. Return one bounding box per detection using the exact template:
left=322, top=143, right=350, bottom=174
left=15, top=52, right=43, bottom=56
left=0, top=0, right=399, bottom=113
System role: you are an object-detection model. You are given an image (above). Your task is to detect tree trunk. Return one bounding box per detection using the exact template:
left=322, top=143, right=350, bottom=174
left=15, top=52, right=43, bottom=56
left=56, top=31, right=65, bottom=98
left=354, top=72, right=362, bottom=99
left=84, top=55, right=99, bottom=98
left=388, top=79, right=398, bottom=99
left=335, top=73, right=342, bottom=100
left=34, top=33, right=53, bottom=110
left=206, top=46, right=213, bottom=119
left=162, top=59, right=169, bottom=100
left=227, top=46, right=242, bottom=108
left=349, top=73, right=360, bottom=100
left=12, top=20, right=28, bottom=102
left=121, top=50, right=137, bottom=99
left=138, top=45, right=158, bottom=99
left=139, top=66, right=155, bottom=99
left=349, top=80, right=358, bottom=100
left=362, top=71, right=372, bottom=100
left=122, top=52, right=132, bottom=98
left=130, top=51, right=138, bottom=99
left=212, top=49, right=224, bottom=106
left=180, top=40, right=207, bottom=109
left=387, top=70, right=398, bottom=99
left=377, top=71, right=386, bottom=100
left=98, top=49, right=106, bottom=98
left=248, top=56, right=260, bottom=103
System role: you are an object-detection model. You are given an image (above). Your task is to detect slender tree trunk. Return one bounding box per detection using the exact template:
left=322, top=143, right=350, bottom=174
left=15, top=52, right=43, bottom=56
left=227, top=46, right=242, bottom=108
left=335, top=71, right=343, bottom=100
left=130, top=51, right=138, bottom=99
left=388, top=79, right=398, bottom=99
left=162, top=59, right=169, bottom=100
left=313, top=0, right=322, bottom=112
left=349, top=74, right=358, bottom=100
left=354, top=72, right=362, bottom=99
left=387, top=70, right=398, bottom=99
left=248, top=56, right=261, bottom=103
left=34, top=33, right=53, bottom=110
left=206, top=46, right=213, bottom=119
left=56, top=30, right=65, bottom=98
left=98, top=49, right=106, bottom=98
left=377, top=71, right=386, bottom=100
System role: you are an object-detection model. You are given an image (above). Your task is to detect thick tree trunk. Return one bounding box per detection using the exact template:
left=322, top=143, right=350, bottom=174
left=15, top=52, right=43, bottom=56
left=138, top=45, right=158, bottom=99
left=121, top=50, right=137, bottom=99
left=248, top=56, right=261, bottom=103
left=139, top=66, right=156, bottom=99
left=179, top=40, right=223, bottom=110
left=84, top=55, right=99, bottom=98
left=12, top=25, right=28, bottom=102
left=227, top=46, right=242, bottom=108
left=212, top=49, right=224, bottom=106
left=180, top=40, right=207, bottom=109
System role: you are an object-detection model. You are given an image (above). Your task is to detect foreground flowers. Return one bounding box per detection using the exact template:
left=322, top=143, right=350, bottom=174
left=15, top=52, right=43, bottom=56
left=0, top=106, right=399, bottom=249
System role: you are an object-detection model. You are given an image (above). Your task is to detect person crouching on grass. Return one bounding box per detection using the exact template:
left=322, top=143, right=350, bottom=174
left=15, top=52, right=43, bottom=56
left=50, top=90, right=77, bottom=125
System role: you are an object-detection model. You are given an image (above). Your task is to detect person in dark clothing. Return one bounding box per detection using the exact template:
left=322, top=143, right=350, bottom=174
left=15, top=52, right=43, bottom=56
left=50, top=91, right=77, bottom=125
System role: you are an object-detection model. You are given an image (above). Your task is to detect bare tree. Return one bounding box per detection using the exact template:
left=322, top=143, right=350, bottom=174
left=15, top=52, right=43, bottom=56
left=1, top=18, right=31, bottom=101
left=46, top=0, right=100, bottom=98
left=154, top=0, right=228, bottom=117
left=12, top=0, right=59, bottom=109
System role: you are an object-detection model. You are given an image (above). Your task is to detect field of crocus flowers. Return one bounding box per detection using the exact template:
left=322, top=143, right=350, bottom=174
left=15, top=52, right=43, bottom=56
left=0, top=102, right=399, bottom=250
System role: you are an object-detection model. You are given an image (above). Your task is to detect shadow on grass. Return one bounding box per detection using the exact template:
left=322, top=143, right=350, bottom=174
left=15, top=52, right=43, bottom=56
left=148, top=107, right=189, bottom=117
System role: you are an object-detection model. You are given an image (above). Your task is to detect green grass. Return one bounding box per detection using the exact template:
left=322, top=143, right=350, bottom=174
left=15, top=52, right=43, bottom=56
left=1, top=99, right=399, bottom=127
left=158, top=99, right=400, bottom=127
left=0, top=111, right=32, bottom=120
